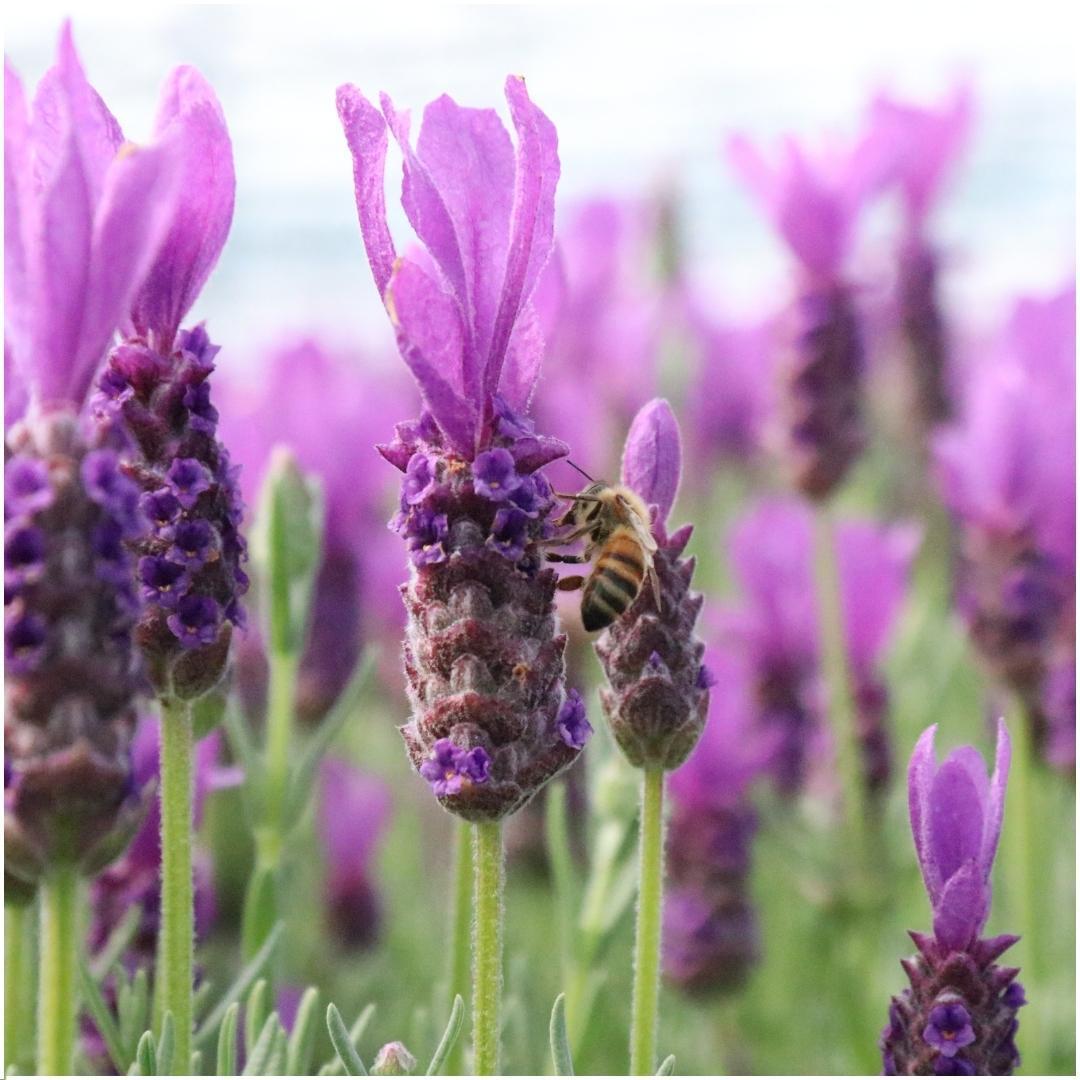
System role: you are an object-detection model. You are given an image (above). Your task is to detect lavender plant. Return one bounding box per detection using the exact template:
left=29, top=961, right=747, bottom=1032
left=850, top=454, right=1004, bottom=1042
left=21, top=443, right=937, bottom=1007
left=337, top=74, right=584, bottom=1074
left=4, top=25, right=181, bottom=1074
left=881, top=720, right=1024, bottom=1075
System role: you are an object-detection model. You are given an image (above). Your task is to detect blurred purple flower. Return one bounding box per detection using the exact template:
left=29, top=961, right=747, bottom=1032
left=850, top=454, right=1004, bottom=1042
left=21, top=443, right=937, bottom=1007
left=935, top=284, right=1076, bottom=765
left=218, top=338, right=409, bottom=723
left=664, top=647, right=773, bottom=995
left=881, top=720, right=1023, bottom=1075
left=722, top=499, right=917, bottom=795
left=337, top=77, right=585, bottom=820
left=726, top=129, right=887, bottom=499
left=594, top=400, right=709, bottom=770
left=317, top=758, right=391, bottom=951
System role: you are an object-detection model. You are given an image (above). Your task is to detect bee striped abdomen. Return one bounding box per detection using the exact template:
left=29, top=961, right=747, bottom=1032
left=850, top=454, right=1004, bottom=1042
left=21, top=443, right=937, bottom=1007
left=581, top=532, right=645, bottom=632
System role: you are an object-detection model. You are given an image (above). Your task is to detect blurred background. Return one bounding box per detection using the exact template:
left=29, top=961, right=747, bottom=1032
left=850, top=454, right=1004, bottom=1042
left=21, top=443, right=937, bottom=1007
left=6, top=4, right=1075, bottom=1076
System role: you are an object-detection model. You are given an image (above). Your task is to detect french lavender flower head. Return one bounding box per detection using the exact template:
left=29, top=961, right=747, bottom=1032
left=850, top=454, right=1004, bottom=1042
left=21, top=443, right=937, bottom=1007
left=92, top=62, right=245, bottom=701
left=593, top=399, right=709, bottom=770
left=4, top=27, right=179, bottom=883
left=663, top=647, right=772, bottom=996
left=727, top=129, right=883, bottom=499
left=337, top=76, right=588, bottom=819
left=935, top=285, right=1076, bottom=765
left=721, top=499, right=917, bottom=796
left=870, top=87, right=972, bottom=429
left=881, top=720, right=1024, bottom=1075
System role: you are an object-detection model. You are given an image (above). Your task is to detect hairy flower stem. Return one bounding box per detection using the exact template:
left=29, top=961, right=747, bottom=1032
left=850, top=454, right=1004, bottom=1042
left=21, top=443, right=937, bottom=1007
left=472, top=821, right=504, bottom=1075
left=812, top=507, right=874, bottom=889
left=159, top=697, right=195, bottom=1073
left=6, top=902, right=36, bottom=1073
left=630, top=767, right=666, bottom=1076
left=446, top=823, right=473, bottom=1076
left=36, top=864, right=80, bottom=1076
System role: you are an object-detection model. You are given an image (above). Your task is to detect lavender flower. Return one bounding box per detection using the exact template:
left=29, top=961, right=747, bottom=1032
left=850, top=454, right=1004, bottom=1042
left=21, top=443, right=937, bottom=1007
left=727, top=129, right=885, bottom=499
left=722, top=499, right=917, bottom=795
left=881, top=721, right=1024, bottom=1075
left=592, top=400, right=709, bottom=770
left=337, top=76, right=588, bottom=819
left=219, top=339, right=409, bottom=724
left=870, top=88, right=972, bottom=428
left=317, top=759, right=390, bottom=950
left=663, top=648, right=771, bottom=995
left=935, top=285, right=1076, bottom=765
left=371, top=1042, right=417, bottom=1076
left=4, top=27, right=178, bottom=883
left=92, top=65, right=245, bottom=701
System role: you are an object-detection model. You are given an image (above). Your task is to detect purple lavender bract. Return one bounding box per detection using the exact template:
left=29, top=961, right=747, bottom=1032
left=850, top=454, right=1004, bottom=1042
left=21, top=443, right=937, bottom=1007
left=881, top=720, right=1024, bottom=1075
left=337, top=76, right=588, bottom=820
left=593, top=400, right=709, bottom=770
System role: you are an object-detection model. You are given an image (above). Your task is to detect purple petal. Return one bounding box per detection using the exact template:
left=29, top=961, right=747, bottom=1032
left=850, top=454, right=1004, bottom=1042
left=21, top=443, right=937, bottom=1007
left=335, top=84, right=396, bottom=297
left=318, top=758, right=391, bottom=875
left=499, top=298, right=544, bottom=412
left=385, top=256, right=477, bottom=455
left=130, top=66, right=235, bottom=342
left=908, top=724, right=939, bottom=902
left=927, top=753, right=986, bottom=895
left=932, top=858, right=989, bottom=951
left=621, top=398, right=681, bottom=524
left=5, top=61, right=31, bottom=370
left=982, top=718, right=1011, bottom=882
left=483, top=75, right=559, bottom=394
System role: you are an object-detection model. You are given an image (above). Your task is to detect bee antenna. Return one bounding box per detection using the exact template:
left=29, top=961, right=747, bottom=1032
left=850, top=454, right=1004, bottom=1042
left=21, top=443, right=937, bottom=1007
left=566, top=459, right=596, bottom=483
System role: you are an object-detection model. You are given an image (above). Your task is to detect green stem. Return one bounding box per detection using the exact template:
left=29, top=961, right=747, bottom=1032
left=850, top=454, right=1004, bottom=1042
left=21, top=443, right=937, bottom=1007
left=159, top=697, right=195, bottom=1074
left=446, top=822, right=473, bottom=1077
left=812, top=506, right=871, bottom=883
left=36, top=864, right=80, bottom=1076
left=6, top=900, right=36, bottom=1073
left=471, top=821, right=504, bottom=1076
left=629, top=767, right=665, bottom=1076
left=265, top=650, right=299, bottom=829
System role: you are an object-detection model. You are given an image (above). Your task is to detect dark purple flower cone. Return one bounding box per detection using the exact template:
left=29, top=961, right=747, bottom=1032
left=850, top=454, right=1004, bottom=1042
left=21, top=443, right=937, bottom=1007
left=881, top=932, right=1025, bottom=1075
left=782, top=282, right=866, bottom=501
left=899, top=242, right=952, bottom=429
left=94, top=325, right=247, bottom=700
left=594, top=521, right=709, bottom=770
left=388, top=408, right=585, bottom=822
left=5, top=410, right=145, bottom=882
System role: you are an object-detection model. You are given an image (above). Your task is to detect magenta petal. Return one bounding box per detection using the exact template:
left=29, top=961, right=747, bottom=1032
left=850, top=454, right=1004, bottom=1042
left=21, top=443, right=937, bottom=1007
left=621, top=398, right=682, bottom=524
left=500, top=299, right=544, bottom=412
left=73, top=141, right=180, bottom=404
left=386, top=257, right=476, bottom=455
left=908, top=724, right=939, bottom=901
left=982, top=719, right=1011, bottom=881
left=416, top=93, right=514, bottom=381
left=932, top=859, right=989, bottom=951
left=318, top=758, right=391, bottom=874
left=927, top=753, right=986, bottom=893
left=336, top=84, right=397, bottom=297
left=5, top=60, right=31, bottom=369
left=130, top=66, right=235, bottom=340
left=484, top=75, right=559, bottom=393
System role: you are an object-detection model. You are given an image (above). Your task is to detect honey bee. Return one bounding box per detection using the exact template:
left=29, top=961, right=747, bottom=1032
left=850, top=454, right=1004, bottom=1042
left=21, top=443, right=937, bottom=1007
left=546, top=465, right=660, bottom=633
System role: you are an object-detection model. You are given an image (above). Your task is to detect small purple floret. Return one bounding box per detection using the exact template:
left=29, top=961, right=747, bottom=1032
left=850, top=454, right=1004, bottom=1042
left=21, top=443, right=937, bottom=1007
left=419, top=739, right=491, bottom=797
left=167, top=520, right=218, bottom=570
left=166, top=593, right=221, bottom=647
left=141, top=489, right=183, bottom=527
left=556, top=690, right=592, bottom=750
left=403, top=453, right=438, bottom=505
left=923, top=1002, right=975, bottom=1057
left=487, top=507, right=531, bottom=561
left=473, top=448, right=523, bottom=501
left=139, top=557, right=190, bottom=609
left=405, top=510, right=449, bottom=567
left=5, top=459, right=54, bottom=517
left=166, top=458, right=214, bottom=509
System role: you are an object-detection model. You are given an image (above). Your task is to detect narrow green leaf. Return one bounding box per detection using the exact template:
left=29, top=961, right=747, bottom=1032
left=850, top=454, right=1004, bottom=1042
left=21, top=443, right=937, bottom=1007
left=193, top=922, right=283, bottom=1051
left=89, top=906, right=143, bottom=982
left=285, top=650, right=377, bottom=823
left=549, top=994, right=574, bottom=1076
left=216, top=1002, right=240, bottom=1077
left=327, top=1004, right=368, bottom=1076
left=286, top=987, right=321, bottom=1075
left=77, top=955, right=128, bottom=1072
left=244, top=979, right=269, bottom=1057
left=425, top=994, right=464, bottom=1076
left=189, top=1051, right=202, bottom=1075
left=121, top=968, right=151, bottom=1062
left=656, top=1054, right=676, bottom=1075
left=192, top=978, right=216, bottom=1022
left=136, top=1031, right=156, bottom=1077
left=240, top=863, right=279, bottom=963
left=545, top=781, right=578, bottom=983
left=319, top=1003, right=375, bottom=1076
left=242, top=1012, right=282, bottom=1076
left=192, top=687, right=227, bottom=741
left=264, top=1020, right=289, bottom=1075
left=156, top=1013, right=175, bottom=1077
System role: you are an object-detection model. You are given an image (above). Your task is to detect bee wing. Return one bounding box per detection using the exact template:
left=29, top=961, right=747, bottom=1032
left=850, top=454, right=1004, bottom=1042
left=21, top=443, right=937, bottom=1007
left=647, top=564, right=662, bottom=612
left=618, top=496, right=662, bottom=612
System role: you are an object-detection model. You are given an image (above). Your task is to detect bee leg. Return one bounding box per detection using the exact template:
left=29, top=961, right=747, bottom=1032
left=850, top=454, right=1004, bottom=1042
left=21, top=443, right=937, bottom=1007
left=547, top=552, right=589, bottom=564
left=556, top=575, right=586, bottom=592
left=540, top=524, right=594, bottom=548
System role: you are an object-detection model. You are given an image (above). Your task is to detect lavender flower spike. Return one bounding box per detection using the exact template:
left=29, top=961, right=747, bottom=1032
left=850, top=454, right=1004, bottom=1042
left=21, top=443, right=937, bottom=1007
left=594, top=399, right=710, bottom=770
left=338, top=77, right=587, bottom=819
left=4, top=26, right=180, bottom=884
left=93, top=64, right=246, bottom=700
left=881, top=720, right=1024, bottom=1075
